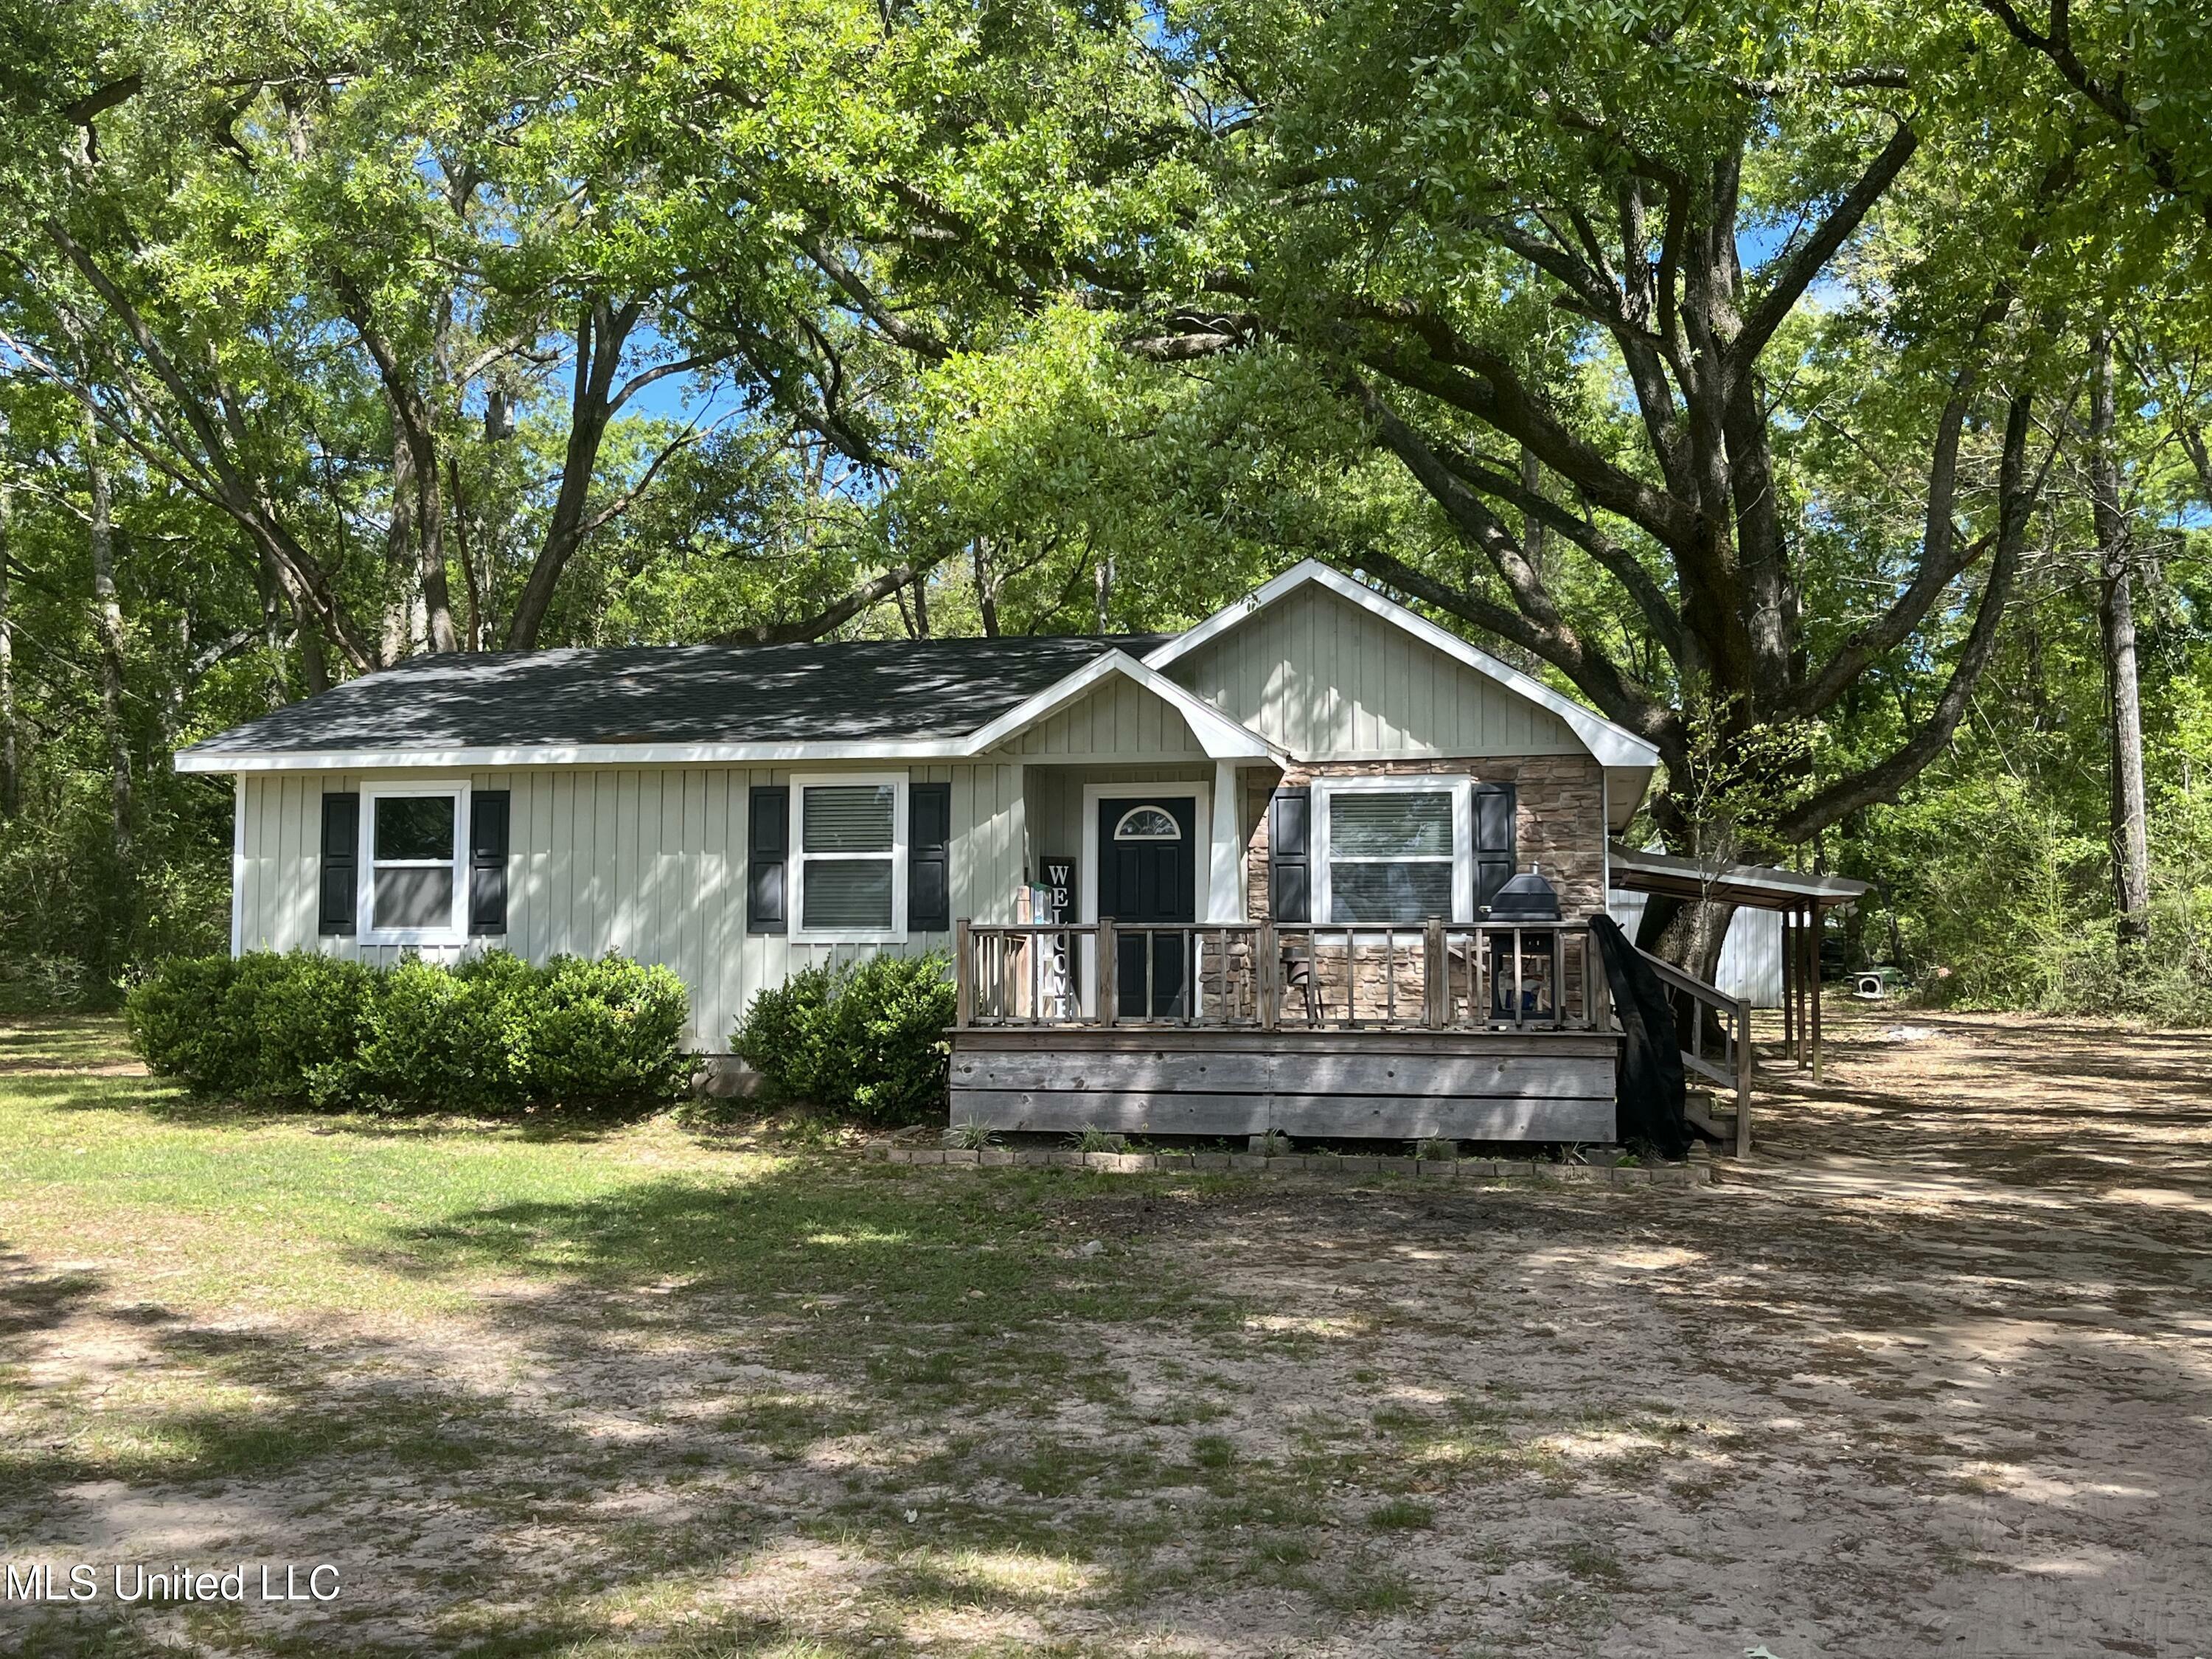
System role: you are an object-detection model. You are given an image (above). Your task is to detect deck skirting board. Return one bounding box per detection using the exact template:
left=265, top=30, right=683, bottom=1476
left=947, top=1088, right=1614, bottom=1141
left=953, top=1051, right=1613, bottom=1099
left=947, top=1030, right=1620, bottom=1141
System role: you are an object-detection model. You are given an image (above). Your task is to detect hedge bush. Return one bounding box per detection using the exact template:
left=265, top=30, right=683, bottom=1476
left=125, top=949, right=694, bottom=1110
left=731, top=951, right=956, bottom=1126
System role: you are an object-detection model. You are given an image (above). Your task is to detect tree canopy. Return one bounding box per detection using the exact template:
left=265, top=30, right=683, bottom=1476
left=2, top=0, right=2208, bottom=1009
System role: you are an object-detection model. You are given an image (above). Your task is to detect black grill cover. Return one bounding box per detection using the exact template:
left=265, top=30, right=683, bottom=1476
left=1488, top=869, right=1562, bottom=921
left=1590, top=914, right=1711, bottom=1159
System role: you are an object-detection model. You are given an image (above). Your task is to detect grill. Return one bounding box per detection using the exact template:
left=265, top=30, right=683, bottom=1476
left=1486, top=867, right=1562, bottom=922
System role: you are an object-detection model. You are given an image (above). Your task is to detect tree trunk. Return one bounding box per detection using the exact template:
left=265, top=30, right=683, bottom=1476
left=83, top=413, right=132, bottom=863
left=2088, top=330, right=2151, bottom=968
left=973, top=538, right=1001, bottom=636
left=0, top=436, right=16, bottom=819
left=383, top=423, right=417, bottom=664
left=505, top=297, right=641, bottom=650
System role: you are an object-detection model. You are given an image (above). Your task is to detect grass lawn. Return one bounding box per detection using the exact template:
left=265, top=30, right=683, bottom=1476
left=4, top=1009, right=2208, bottom=1656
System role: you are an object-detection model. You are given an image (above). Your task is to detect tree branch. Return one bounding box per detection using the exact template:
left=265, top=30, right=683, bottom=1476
left=1734, top=121, right=1919, bottom=366
left=1776, top=387, right=2040, bottom=838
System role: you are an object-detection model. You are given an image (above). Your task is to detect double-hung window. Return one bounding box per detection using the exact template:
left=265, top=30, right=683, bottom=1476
left=1312, top=778, right=1472, bottom=925
left=793, top=773, right=907, bottom=940
left=361, top=785, right=467, bottom=943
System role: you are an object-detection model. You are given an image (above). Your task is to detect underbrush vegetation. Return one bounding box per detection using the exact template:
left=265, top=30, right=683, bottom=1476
left=124, top=949, right=695, bottom=1110
left=731, top=951, right=956, bottom=1127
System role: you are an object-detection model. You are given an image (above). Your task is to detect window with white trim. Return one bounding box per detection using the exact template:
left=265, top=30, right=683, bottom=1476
left=1313, top=779, right=1470, bottom=924
left=794, top=775, right=907, bottom=939
left=363, top=786, right=467, bottom=942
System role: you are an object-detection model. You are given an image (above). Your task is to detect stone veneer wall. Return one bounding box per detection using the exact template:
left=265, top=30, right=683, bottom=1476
left=1242, top=755, right=1608, bottom=922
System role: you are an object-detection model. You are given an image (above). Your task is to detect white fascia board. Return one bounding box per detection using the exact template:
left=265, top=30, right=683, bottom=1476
left=1144, top=558, right=1663, bottom=771
left=173, top=737, right=977, bottom=773
left=960, top=650, right=1280, bottom=762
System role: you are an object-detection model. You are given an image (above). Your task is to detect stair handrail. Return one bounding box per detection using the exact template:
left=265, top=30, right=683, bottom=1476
left=1630, top=945, right=1755, bottom=1158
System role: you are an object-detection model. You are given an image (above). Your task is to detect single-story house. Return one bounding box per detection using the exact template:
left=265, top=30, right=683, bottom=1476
left=179, top=560, right=1777, bottom=1142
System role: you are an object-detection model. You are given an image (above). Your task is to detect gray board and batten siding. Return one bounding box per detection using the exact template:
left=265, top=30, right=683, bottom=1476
left=1160, top=580, right=1586, bottom=760
left=234, top=762, right=1025, bottom=1051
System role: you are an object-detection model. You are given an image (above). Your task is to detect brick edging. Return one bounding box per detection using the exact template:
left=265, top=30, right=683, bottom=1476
left=864, top=1144, right=1711, bottom=1186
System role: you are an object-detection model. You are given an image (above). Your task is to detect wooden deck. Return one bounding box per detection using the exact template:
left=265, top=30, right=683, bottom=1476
left=950, top=918, right=1631, bottom=1142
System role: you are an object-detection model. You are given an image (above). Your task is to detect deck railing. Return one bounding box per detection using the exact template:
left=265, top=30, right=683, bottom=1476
left=953, top=918, right=1609, bottom=1034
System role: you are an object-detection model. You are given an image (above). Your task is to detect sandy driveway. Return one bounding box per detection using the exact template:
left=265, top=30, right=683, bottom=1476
left=1113, top=1004, right=2212, bottom=1657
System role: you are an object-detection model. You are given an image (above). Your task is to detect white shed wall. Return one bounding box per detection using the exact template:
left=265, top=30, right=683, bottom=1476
left=1604, top=890, right=1784, bottom=1007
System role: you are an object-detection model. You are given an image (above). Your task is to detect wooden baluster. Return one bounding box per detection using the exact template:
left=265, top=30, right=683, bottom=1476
left=1383, top=928, right=1396, bottom=1024
left=1512, top=927, right=1525, bottom=1027
left=1096, top=917, right=1117, bottom=1027
left=1424, top=919, right=1445, bottom=1029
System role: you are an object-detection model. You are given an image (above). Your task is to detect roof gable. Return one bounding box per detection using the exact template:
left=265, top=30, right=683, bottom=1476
left=1145, top=560, right=1660, bottom=769
left=967, top=651, right=1279, bottom=762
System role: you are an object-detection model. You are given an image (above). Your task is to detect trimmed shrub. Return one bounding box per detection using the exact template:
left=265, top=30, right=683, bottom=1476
left=731, top=951, right=956, bottom=1126
left=512, top=952, right=695, bottom=1104
left=127, top=950, right=370, bottom=1102
left=125, top=949, right=694, bottom=1111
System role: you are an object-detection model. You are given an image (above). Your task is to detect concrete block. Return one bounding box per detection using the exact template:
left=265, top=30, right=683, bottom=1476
left=692, top=1054, right=766, bottom=1099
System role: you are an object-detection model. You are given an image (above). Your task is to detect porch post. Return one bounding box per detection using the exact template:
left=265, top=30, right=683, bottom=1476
left=1206, top=761, right=1242, bottom=922
left=953, top=919, right=973, bottom=1028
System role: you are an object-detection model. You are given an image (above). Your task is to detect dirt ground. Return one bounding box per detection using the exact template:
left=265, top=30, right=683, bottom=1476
left=4, top=1003, right=2210, bottom=1658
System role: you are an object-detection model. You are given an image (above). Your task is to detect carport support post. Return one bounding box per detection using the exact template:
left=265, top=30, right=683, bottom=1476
left=1734, top=993, right=1754, bottom=1158
left=1810, top=902, right=1824, bottom=1082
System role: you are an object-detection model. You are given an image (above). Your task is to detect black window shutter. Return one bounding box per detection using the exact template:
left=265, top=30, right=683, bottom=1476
left=1269, top=787, right=1311, bottom=922
left=468, top=790, right=510, bottom=935
left=1473, top=782, right=1517, bottom=914
left=908, top=782, right=952, bottom=933
left=318, top=792, right=359, bottom=936
left=748, top=785, right=789, bottom=933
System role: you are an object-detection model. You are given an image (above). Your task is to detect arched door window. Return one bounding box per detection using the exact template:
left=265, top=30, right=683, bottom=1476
left=1113, top=805, right=1183, bottom=841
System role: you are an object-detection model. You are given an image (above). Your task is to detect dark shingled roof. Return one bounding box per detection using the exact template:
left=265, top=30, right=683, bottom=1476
left=183, top=635, right=1176, bottom=756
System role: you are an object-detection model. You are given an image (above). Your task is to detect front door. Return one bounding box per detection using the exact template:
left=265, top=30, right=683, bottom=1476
left=1098, top=796, right=1197, bottom=1017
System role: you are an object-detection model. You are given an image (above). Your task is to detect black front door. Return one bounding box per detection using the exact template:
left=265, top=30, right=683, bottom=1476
left=1098, top=796, right=1197, bottom=1017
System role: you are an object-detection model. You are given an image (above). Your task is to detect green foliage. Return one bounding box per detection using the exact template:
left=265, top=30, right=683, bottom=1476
left=730, top=951, right=956, bottom=1127
left=125, top=950, right=695, bottom=1110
